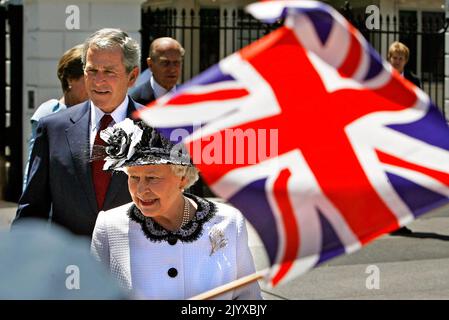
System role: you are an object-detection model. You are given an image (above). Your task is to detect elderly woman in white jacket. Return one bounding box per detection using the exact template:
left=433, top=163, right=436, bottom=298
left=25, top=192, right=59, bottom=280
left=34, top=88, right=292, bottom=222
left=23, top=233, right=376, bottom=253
left=91, top=119, right=261, bottom=300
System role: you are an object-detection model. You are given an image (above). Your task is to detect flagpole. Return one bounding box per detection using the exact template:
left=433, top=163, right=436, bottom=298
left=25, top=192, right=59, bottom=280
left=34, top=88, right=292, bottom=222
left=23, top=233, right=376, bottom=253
left=188, top=269, right=270, bottom=300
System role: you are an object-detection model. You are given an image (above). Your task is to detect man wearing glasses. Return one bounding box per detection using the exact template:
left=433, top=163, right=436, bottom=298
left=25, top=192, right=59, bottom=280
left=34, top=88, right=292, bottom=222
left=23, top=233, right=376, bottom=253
left=130, top=37, right=184, bottom=105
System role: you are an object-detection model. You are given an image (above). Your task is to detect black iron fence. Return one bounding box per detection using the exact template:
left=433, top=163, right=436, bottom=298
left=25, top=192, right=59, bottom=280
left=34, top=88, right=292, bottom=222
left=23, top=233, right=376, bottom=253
left=1, top=2, right=23, bottom=202
left=142, top=6, right=445, bottom=118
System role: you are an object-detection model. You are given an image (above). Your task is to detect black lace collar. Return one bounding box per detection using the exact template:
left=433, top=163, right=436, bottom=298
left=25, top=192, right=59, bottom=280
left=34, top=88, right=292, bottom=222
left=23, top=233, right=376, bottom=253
left=128, top=193, right=216, bottom=243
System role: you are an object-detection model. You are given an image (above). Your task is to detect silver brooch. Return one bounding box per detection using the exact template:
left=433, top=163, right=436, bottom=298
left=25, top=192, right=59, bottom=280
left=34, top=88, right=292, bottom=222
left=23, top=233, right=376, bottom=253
left=209, top=227, right=228, bottom=256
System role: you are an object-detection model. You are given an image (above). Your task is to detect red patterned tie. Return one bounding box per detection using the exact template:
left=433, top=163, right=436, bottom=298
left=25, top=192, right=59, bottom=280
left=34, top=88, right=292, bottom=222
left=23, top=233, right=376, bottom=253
left=92, top=114, right=114, bottom=210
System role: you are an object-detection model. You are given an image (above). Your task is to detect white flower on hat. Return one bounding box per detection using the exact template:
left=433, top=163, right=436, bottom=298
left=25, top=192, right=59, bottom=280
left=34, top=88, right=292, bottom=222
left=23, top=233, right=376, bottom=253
left=100, top=118, right=143, bottom=170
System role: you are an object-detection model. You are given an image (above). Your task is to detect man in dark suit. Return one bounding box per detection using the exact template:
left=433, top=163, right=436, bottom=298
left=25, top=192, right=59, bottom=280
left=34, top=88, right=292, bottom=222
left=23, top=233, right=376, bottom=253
left=388, top=41, right=422, bottom=88
left=14, top=28, right=141, bottom=236
left=130, top=37, right=184, bottom=105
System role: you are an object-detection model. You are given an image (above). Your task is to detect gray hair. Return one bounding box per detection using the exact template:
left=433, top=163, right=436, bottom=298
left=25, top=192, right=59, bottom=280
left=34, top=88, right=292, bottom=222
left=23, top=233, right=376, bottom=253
left=170, top=165, right=199, bottom=189
left=82, top=28, right=140, bottom=73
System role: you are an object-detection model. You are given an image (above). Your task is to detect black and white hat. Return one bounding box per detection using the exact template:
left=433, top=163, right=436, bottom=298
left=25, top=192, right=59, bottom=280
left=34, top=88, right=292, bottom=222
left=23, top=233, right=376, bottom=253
left=100, top=119, right=192, bottom=171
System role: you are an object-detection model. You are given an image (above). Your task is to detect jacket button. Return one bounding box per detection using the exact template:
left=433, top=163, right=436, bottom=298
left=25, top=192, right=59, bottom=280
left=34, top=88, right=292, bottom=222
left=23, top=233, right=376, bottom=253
left=168, top=236, right=177, bottom=245
left=168, top=268, right=178, bottom=278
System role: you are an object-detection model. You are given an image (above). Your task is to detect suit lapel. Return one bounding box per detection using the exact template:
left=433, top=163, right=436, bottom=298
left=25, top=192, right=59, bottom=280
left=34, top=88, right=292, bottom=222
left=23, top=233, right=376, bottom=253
left=142, top=79, right=155, bottom=103
left=102, top=98, right=138, bottom=209
left=66, top=101, right=98, bottom=214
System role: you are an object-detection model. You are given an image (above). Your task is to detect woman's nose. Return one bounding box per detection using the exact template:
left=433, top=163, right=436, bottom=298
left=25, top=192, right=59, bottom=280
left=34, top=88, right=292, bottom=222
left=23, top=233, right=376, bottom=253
left=137, top=180, right=152, bottom=196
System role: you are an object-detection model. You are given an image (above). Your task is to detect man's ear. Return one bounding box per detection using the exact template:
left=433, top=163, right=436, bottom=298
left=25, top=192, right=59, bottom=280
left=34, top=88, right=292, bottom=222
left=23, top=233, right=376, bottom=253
left=128, top=67, right=139, bottom=87
left=147, top=57, right=153, bottom=71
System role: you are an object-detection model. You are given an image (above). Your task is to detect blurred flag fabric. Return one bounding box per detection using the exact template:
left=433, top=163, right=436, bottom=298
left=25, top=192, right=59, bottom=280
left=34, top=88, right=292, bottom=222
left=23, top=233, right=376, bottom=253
left=137, top=0, right=449, bottom=287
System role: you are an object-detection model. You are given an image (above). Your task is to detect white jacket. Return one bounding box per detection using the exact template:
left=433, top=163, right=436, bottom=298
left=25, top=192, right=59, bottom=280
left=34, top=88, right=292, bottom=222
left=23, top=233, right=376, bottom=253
left=91, top=198, right=262, bottom=300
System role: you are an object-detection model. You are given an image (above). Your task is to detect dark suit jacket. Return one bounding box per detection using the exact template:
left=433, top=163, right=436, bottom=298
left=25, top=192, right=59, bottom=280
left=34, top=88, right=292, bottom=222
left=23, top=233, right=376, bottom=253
left=404, top=69, right=421, bottom=89
left=14, top=98, right=141, bottom=236
left=129, top=79, right=155, bottom=106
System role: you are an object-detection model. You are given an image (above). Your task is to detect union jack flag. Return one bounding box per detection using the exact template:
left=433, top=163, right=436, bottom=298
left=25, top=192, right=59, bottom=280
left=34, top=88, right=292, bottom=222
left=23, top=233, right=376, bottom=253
left=138, top=0, right=449, bottom=286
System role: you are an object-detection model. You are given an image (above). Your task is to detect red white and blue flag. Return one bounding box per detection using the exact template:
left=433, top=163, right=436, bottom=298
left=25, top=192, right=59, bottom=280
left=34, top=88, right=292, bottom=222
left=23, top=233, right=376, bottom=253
left=137, top=0, right=449, bottom=286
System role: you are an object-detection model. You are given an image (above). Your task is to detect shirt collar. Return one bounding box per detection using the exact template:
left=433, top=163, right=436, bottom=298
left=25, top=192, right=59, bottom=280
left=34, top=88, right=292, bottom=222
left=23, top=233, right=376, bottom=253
left=90, top=96, right=129, bottom=130
left=150, top=76, right=176, bottom=99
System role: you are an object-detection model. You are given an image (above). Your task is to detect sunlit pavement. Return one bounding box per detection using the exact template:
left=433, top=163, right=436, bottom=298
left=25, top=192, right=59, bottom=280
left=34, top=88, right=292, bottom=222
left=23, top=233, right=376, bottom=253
left=247, top=203, right=449, bottom=299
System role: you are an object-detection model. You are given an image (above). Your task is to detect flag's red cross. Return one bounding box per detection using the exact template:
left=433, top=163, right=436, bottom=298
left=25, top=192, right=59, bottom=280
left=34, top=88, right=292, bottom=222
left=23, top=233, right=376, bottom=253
left=187, top=26, right=420, bottom=283
left=245, top=26, right=418, bottom=236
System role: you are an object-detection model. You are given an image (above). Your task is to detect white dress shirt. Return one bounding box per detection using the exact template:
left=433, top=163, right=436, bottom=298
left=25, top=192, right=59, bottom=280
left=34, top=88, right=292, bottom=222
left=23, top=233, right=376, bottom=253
left=89, top=96, right=129, bottom=156
left=151, top=76, right=176, bottom=99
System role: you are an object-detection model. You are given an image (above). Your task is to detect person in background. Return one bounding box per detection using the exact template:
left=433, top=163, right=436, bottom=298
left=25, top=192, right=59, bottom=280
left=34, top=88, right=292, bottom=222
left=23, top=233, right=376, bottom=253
left=14, top=28, right=141, bottom=236
left=23, top=44, right=88, bottom=190
left=91, top=119, right=262, bottom=299
left=388, top=41, right=422, bottom=88
left=129, top=37, right=184, bottom=105
left=388, top=41, right=421, bottom=236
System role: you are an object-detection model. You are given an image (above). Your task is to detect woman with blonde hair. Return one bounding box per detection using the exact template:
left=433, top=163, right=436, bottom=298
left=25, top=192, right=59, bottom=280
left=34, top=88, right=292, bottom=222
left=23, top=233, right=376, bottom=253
left=387, top=41, right=421, bottom=88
